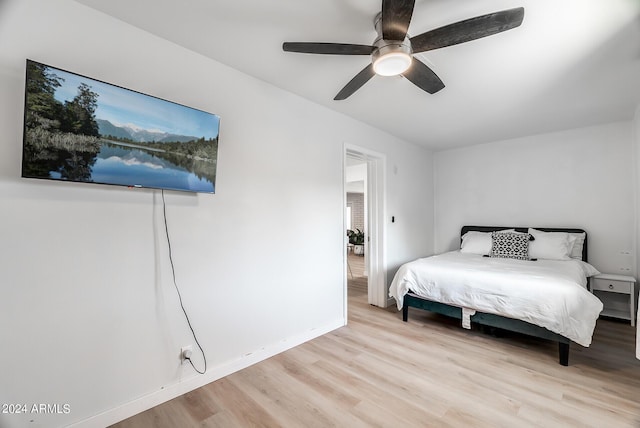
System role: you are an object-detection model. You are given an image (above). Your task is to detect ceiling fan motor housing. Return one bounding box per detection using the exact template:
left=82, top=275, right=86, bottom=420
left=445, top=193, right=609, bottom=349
left=372, top=38, right=412, bottom=58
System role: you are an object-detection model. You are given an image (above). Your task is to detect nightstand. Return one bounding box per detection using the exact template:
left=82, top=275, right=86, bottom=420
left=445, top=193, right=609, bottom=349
left=590, top=274, right=637, bottom=326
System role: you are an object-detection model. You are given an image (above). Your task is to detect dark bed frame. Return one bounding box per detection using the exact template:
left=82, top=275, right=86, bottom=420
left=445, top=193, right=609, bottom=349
left=402, top=226, right=588, bottom=366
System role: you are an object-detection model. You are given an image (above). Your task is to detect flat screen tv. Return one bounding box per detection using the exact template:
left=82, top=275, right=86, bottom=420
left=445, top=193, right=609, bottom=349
left=21, top=59, right=220, bottom=193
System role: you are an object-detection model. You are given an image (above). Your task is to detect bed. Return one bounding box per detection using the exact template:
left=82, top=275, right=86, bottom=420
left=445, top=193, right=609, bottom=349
left=389, top=226, right=604, bottom=365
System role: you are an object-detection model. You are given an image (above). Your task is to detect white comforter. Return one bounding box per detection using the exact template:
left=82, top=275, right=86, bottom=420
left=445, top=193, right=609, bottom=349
left=389, top=251, right=604, bottom=346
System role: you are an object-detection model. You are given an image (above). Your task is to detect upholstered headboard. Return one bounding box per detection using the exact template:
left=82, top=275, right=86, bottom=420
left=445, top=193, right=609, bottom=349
left=460, top=226, right=588, bottom=262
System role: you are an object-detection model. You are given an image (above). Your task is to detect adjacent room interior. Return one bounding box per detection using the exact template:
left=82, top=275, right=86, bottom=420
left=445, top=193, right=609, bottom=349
left=1, top=0, right=639, bottom=427
left=345, top=154, right=367, bottom=296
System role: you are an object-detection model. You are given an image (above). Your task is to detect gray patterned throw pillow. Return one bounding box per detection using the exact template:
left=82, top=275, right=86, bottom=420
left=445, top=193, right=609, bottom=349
left=490, top=231, right=530, bottom=260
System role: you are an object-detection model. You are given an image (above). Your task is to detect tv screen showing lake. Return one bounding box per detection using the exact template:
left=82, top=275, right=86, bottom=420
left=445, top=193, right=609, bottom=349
left=22, top=59, right=220, bottom=193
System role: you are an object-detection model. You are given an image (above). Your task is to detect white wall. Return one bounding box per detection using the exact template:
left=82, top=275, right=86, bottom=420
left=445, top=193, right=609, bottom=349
left=345, top=163, right=366, bottom=193
left=434, top=122, right=635, bottom=274
left=383, top=149, right=435, bottom=273
left=0, top=1, right=434, bottom=427
left=635, top=104, right=640, bottom=280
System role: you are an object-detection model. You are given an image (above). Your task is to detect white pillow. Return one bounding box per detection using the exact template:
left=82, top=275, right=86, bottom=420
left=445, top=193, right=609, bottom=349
left=460, top=229, right=514, bottom=255
left=568, top=232, right=586, bottom=260
left=460, top=231, right=492, bottom=255
left=578, top=261, right=600, bottom=277
left=527, top=228, right=572, bottom=260
left=567, top=234, right=577, bottom=256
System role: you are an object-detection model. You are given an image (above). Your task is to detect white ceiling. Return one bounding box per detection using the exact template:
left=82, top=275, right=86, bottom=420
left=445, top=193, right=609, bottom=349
left=75, top=0, right=640, bottom=150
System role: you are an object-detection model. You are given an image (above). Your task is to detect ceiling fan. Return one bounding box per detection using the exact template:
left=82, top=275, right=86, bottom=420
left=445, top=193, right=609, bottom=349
left=282, top=0, right=524, bottom=100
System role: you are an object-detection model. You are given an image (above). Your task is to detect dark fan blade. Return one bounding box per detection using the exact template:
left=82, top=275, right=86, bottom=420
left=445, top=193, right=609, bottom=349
left=402, top=58, right=445, bottom=94
left=382, top=0, right=416, bottom=41
left=410, top=7, right=525, bottom=53
left=283, top=42, right=374, bottom=55
left=334, top=64, right=376, bottom=100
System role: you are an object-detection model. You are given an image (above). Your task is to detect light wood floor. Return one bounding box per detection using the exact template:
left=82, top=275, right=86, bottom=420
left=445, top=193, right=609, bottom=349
left=112, top=253, right=640, bottom=427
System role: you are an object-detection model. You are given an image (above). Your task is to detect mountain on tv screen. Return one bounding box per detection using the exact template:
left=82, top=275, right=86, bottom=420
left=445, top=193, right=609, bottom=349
left=22, top=59, right=220, bottom=193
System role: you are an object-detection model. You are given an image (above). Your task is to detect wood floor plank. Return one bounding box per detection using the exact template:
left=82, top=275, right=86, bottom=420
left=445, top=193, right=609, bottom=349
left=203, top=377, right=285, bottom=427
left=110, top=254, right=640, bottom=427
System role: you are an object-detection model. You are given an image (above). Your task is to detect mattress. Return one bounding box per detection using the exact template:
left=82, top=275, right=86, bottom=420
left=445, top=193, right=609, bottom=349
left=389, top=251, right=603, bottom=346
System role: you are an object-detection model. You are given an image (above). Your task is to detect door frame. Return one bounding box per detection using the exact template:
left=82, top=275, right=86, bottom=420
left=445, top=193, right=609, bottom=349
left=344, top=144, right=387, bottom=317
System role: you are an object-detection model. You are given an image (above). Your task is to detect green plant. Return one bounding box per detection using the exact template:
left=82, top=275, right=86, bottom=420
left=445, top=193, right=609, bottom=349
left=347, top=228, right=365, bottom=245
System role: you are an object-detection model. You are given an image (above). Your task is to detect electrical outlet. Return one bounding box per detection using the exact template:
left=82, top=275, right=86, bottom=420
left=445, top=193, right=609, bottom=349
left=180, top=345, right=193, bottom=364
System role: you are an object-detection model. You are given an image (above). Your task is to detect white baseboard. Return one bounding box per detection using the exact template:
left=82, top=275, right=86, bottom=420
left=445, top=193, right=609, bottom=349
left=68, top=319, right=345, bottom=428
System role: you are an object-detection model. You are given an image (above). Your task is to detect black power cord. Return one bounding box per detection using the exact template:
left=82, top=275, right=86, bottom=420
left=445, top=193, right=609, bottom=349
left=161, top=189, right=207, bottom=375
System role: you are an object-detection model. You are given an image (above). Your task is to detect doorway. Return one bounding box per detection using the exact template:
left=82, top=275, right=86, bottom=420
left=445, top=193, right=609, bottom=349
left=345, top=157, right=367, bottom=303
left=344, top=145, right=386, bottom=317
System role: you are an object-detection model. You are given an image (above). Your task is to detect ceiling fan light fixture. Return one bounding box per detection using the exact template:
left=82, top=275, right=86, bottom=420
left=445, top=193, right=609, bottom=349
left=371, top=39, right=413, bottom=76
left=373, top=51, right=412, bottom=76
